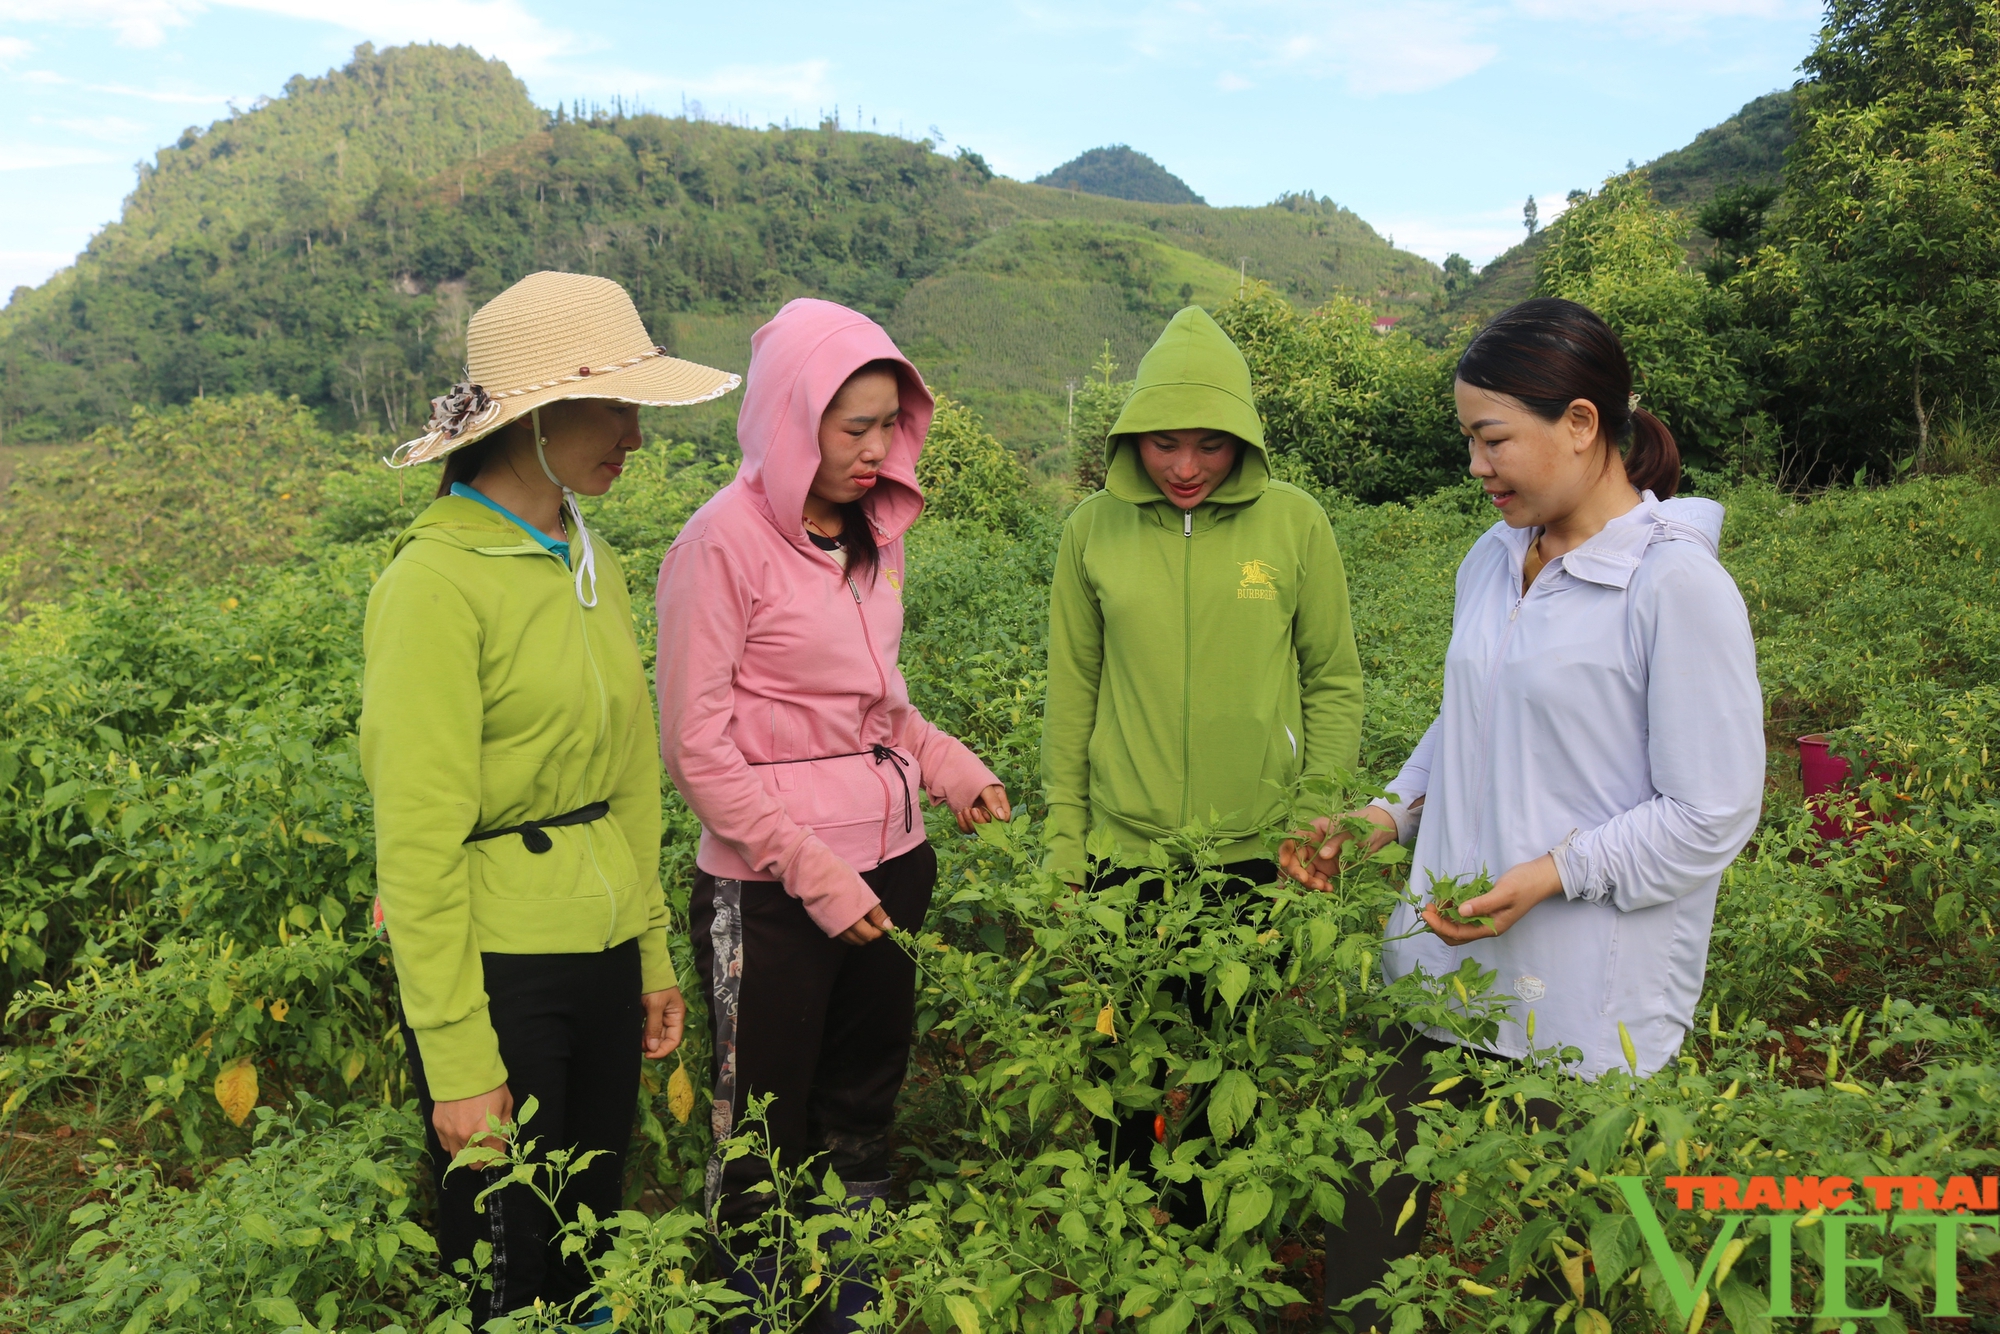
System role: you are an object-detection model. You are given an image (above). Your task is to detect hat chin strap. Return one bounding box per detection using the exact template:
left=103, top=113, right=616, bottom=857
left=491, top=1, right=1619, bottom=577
left=532, top=407, right=598, bottom=608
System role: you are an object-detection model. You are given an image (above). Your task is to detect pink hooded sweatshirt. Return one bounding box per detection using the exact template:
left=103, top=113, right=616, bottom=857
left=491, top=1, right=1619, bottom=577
left=656, top=299, right=1000, bottom=936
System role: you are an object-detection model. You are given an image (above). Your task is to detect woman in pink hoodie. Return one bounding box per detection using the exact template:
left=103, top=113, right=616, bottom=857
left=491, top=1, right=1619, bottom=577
left=657, top=298, right=1008, bottom=1327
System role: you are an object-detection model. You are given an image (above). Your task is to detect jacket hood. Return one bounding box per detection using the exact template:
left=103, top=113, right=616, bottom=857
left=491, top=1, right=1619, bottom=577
left=1555, top=492, right=1727, bottom=590
left=1655, top=494, right=1725, bottom=554
left=391, top=494, right=536, bottom=559
left=1105, top=305, right=1270, bottom=508
left=734, top=298, right=933, bottom=545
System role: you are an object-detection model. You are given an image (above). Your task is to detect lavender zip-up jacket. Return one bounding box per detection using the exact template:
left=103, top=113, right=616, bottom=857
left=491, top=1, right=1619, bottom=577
left=1375, top=494, right=1764, bottom=1078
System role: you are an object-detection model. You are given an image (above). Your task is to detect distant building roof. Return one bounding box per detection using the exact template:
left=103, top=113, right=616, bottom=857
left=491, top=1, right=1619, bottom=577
left=1371, top=315, right=1402, bottom=334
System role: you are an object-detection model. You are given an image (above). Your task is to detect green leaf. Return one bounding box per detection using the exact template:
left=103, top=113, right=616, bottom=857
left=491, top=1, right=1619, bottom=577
left=1207, top=1070, right=1257, bottom=1142
left=1075, top=1083, right=1115, bottom=1120
left=1215, top=959, right=1252, bottom=1012
left=1142, top=1295, right=1195, bottom=1334
left=83, top=788, right=116, bottom=827
left=1223, top=1178, right=1273, bottom=1239
left=1181, top=1057, right=1223, bottom=1084
left=240, top=1213, right=281, bottom=1245
left=252, top=1296, right=304, bottom=1327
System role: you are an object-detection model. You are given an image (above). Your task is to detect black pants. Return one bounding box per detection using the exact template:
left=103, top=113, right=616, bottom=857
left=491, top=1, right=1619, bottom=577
left=1089, top=858, right=1278, bottom=1225
left=1324, top=1028, right=1564, bottom=1330
left=691, top=841, right=937, bottom=1227
left=402, top=940, right=642, bottom=1324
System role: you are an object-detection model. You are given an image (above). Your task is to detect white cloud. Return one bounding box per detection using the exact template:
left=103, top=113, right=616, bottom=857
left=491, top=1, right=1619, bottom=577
left=21, top=67, right=234, bottom=104
left=0, top=0, right=196, bottom=46
left=0, top=145, right=117, bottom=170
left=1016, top=0, right=1807, bottom=96
left=217, top=0, right=579, bottom=74
left=58, top=115, right=152, bottom=140
left=1216, top=71, right=1253, bottom=91
left=0, top=0, right=576, bottom=69
left=1382, top=190, right=1574, bottom=267
left=0, top=34, right=32, bottom=59
left=0, top=250, right=74, bottom=295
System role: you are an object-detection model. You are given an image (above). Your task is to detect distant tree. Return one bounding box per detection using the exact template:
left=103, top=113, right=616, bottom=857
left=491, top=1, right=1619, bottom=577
left=1536, top=174, right=1752, bottom=468
left=1696, top=182, right=1782, bottom=284
left=1523, top=195, right=1540, bottom=236
left=1442, top=253, right=1474, bottom=296
left=1756, top=0, right=2000, bottom=469
left=1069, top=343, right=1134, bottom=493
left=955, top=147, right=994, bottom=183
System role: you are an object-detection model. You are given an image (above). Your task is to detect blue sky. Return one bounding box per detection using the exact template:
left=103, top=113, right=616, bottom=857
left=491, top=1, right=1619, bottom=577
left=1, top=0, right=1824, bottom=297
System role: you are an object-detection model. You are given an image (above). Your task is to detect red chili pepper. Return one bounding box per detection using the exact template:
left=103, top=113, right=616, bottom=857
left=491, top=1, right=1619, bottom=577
left=1153, top=1114, right=1167, bottom=1143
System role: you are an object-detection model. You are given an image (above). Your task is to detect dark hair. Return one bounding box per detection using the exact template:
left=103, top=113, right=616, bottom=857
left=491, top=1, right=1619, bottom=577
left=1455, top=298, right=1680, bottom=499
left=436, top=430, right=508, bottom=497
left=821, top=358, right=905, bottom=586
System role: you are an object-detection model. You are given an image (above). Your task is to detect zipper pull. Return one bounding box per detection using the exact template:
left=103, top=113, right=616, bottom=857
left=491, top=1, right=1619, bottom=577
left=1510, top=598, right=1522, bottom=622
left=846, top=575, right=862, bottom=604
left=1183, top=509, right=1193, bottom=538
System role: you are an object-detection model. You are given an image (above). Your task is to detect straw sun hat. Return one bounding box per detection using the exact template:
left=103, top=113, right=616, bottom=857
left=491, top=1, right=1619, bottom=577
left=388, top=270, right=741, bottom=467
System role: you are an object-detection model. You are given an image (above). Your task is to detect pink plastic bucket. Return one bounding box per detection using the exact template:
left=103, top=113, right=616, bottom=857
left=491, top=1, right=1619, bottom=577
left=1798, top=734, right=1853, bottom=841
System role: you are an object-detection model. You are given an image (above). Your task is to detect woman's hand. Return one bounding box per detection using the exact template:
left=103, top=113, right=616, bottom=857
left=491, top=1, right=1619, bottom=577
left=433, top=1082, right=514, bottom=1160
left=1425, top=854, right=1566, bottom=945
left=1280, top=806, right=1398, bottom=892
left=955, top=783, right=1012, bottom=834
left=838, top=903, right=896, bottom=947
left=642, top=987, right=686, bottom=1059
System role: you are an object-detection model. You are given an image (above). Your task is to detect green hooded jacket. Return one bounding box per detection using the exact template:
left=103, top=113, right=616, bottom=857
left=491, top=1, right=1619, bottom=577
left=360, top=494, right=674, bottom=1101
left=1043, top=307, right=1364, bottom=881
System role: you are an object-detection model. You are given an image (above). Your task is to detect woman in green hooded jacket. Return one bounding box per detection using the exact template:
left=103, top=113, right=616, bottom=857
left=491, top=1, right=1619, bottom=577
left=1043, top=306, right=1364, bottom=1199
left=1044, top=306, right=1364, bottom=883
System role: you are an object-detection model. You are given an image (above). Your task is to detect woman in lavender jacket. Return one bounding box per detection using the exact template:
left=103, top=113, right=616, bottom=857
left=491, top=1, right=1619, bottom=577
left=1288, top=298, right=1764, bottom=1326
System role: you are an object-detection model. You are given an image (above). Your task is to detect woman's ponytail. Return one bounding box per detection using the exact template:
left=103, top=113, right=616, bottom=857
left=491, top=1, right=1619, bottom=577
left=1626, top=408, right=1681, bottom=499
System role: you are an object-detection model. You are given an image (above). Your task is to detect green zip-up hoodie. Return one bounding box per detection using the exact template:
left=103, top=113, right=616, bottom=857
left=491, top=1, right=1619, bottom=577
left=361, top=495, right=675, bottom=1101
left=1043, top=307, right=1363, bottom=882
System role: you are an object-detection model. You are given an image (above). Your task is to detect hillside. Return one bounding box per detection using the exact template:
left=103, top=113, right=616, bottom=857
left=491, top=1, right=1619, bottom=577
left=0, top=45, right=1439, bottom=453
left=1033, top=145, right=1205, bottom=205
left=1421, top=89, right=1796, bottom=336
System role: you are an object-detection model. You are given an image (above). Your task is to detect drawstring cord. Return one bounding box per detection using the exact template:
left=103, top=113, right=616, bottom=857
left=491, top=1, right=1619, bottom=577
left=747, top=743, right=913, bottom=833
left=871, top=743, right=913, bottom=833
left=532, top=406, right=599, bottom=608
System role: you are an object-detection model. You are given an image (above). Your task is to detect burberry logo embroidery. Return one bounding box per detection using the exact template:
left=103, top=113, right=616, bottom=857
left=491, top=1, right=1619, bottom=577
left=1238, top=559, right=1279, bottom=600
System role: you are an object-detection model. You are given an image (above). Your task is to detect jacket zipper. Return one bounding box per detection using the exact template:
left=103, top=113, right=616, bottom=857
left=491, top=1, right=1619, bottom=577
left=1181, top=507, right=1193, bottom=826
left=844, top=566, right=896, bottom=864
left=564, top=550, right=620, bottom=948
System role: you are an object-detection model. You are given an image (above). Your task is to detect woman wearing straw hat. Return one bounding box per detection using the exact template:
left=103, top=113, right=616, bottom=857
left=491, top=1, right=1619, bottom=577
left=362, top=270, right=739, bottom=1324
left=658, top=298, right=1010, bottom=1330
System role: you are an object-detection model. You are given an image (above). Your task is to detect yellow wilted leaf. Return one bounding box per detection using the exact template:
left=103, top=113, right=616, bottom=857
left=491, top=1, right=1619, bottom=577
left=214, top=1058, right=258, bottom=1126
left=268, top=999, right=289, bottom=1023
left=666, top=1062, right=695, bottom=1125
left=1576, top=1310, right=1612, bottom=1334
left=298, top=829, right=332, bottom=845
left=1, top=1086, right=23, bottom=1118
left=1558, top=1249, right=1587, bottom=1304
left=1095, top=1005, right=1117, bottom=1039
left=341, top=1050, right=367, bottom=1086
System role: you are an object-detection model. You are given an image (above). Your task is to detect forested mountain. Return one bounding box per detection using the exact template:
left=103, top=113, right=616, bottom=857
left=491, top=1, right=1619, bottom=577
left=1428, top=89, right=1797, bottom=330
left=0, top=44, right=1436, bottom=451
left=1033, top=145, right=1206, bottom=205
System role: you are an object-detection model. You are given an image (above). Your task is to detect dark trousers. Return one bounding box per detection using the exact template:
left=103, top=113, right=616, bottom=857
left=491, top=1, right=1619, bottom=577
left=1325, top=1028, right=1564, bottom=1330
left=402, top=940, right=642, bottom=1324
left=1089, top=858, right=1278, bottom=1225
left=691, top=841, right=937, bottom=1227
